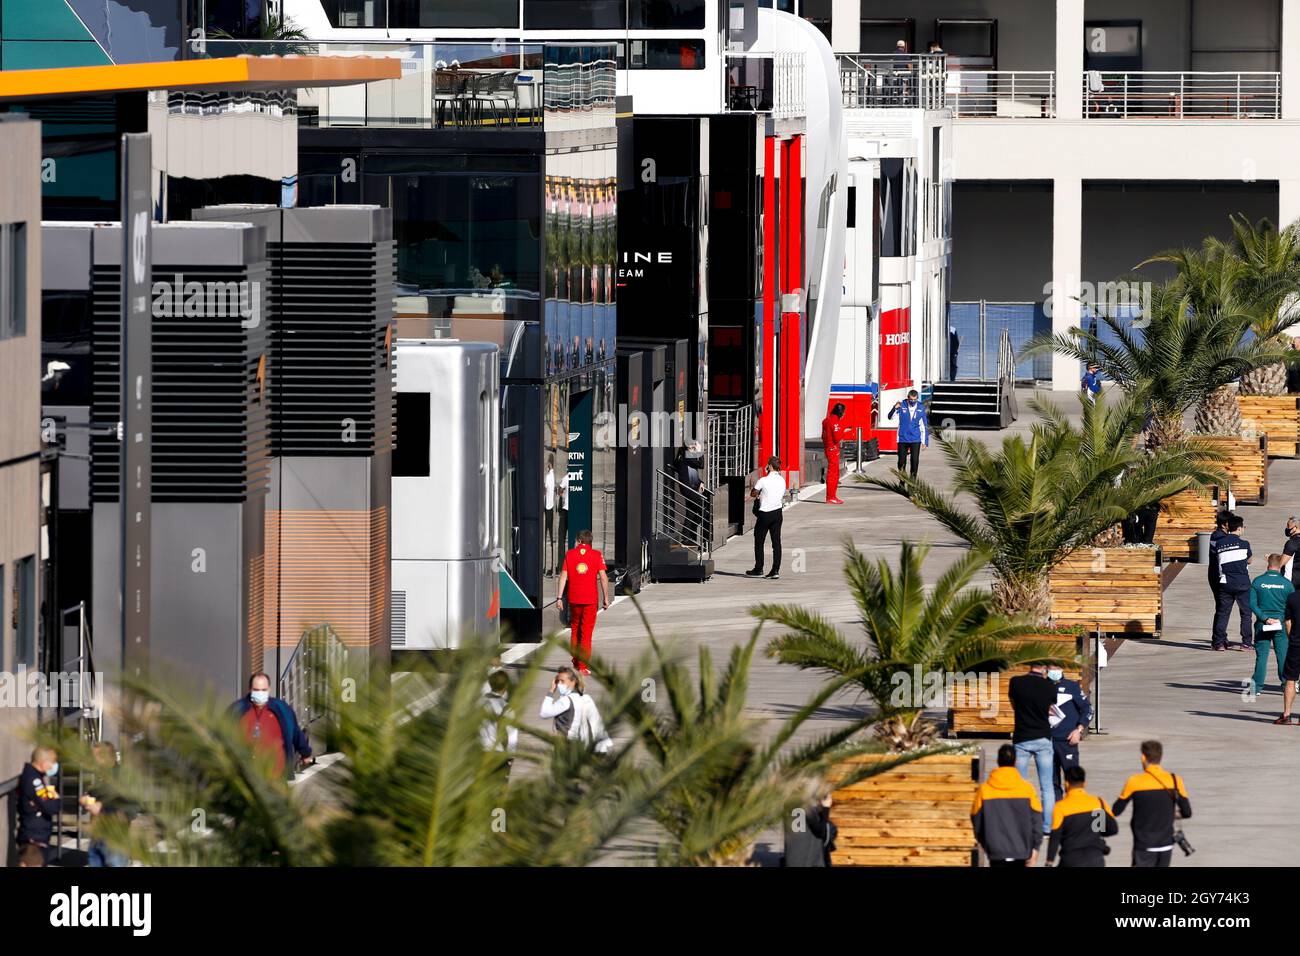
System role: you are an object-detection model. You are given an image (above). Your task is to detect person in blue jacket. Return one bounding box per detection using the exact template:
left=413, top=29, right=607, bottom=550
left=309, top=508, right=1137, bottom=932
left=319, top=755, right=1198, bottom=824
left=1211, top=514, right=1254, bottom=652
left=1081, top=362, right=1103, bottom=403
left=231, top=673, right=314, bottom=777
left=888, top=388, right=929, bottom=480
left=1048, top=666, right=1092, bottom=799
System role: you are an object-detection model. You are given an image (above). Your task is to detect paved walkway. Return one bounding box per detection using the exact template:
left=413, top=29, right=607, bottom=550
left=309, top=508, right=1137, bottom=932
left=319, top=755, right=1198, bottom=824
left=522, top=389, right=1300, bottom=865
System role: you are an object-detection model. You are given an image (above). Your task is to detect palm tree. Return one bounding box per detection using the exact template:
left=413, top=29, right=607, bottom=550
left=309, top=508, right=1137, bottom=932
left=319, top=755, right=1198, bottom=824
left=1025, top=279, right=1288, bottom=449
left=1225, top=216, right=1300, bottom=396
left=859, top=392, right=1223, bottom=623
left=598, top=612, right=927, bottom=866
left=753, top=541, right=1064, bottom=746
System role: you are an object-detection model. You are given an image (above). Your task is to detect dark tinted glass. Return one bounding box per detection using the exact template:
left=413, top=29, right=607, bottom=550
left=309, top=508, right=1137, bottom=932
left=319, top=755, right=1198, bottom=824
left=393, top=392, right=432, bottom=477
left=391, top=0, right=519, bottom=28
left=524, top=0, right=626, bottom=29
left=629, top=0, right=705, bottom=29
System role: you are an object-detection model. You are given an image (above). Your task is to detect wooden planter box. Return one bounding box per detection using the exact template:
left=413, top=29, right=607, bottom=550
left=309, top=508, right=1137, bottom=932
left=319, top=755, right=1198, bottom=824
left=1050, top=546, right=1163, bottom=637
left=1198, top=435, right=1268, bottom=504
left=1153, top=487, right=1219, bottom=561
left=827, top=751, right=982, bottom=867
left=1239, top=395, right=1300, bottom=458
left=948, top=635, right=1081, bottom=737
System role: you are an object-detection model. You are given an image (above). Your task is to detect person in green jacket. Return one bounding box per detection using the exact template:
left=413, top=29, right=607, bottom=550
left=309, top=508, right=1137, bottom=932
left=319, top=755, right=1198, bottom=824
left=1249, top=554, right=1295, bottom=699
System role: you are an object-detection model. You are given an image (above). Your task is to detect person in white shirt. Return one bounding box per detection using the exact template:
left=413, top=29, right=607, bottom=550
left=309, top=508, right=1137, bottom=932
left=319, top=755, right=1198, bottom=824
left=555, top=469, right=570, bottom=574
left=747, top=455, right=786, bottom=580
left=544, top=456, right=557, bottom=577
left=480, top=669, right=519, bottom=755
left=539, top=667, right=612, bottom=754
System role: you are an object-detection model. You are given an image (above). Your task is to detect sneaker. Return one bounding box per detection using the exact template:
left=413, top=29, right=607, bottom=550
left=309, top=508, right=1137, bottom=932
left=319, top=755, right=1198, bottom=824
left=1212, top=645, right=1227, bottom=652
left=765, top=571, right=781, bottom=580
left=745, top=568, right=764, bottom=577
left=827, top=497, right=845, bottom=505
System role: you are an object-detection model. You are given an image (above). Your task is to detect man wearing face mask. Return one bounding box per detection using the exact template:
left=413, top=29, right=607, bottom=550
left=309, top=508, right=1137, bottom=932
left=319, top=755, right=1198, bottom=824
left=1282, top=516, right=1300, bottom=585
left=1048, top=665, right=1091, bottom=800
left=17, top=746, right=61, bottom=863
left=231, top=673, right=314, bottom=778
left=888, top=389, right=929, bottom=481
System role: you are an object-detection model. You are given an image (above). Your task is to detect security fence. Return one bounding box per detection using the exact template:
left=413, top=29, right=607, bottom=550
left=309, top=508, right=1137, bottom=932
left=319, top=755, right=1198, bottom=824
left=947, top=301, right=1051, bottom=382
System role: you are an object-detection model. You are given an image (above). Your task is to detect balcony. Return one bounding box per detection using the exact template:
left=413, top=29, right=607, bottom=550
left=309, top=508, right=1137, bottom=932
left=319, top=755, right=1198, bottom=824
left=724, top=52, right=805, bottom=119
left=950, top=71, right=1056, bottom=119
left=198, top=40, right=616, bottom=129
left=838, top=54, right=946, bottom=110
left=1082, top=71, right=1281, bottom=119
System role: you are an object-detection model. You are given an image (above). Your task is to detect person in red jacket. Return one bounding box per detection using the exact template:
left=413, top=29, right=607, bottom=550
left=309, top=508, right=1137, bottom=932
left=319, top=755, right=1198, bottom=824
left=821, top=403, right=847, bottom=504
left=557, top=529, right=611, bottom=674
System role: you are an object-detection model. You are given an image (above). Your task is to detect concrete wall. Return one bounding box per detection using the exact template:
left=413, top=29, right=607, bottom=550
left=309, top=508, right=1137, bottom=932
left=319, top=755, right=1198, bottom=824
left=1085, top=0, right=1280, bottom=72
left=951, top=182, right=1053, bottom=301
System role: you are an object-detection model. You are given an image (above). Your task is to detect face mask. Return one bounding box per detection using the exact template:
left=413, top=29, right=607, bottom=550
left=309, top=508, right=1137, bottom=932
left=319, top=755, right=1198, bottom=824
left=250, top=690, right=270, bottom=706
left=557, top=683, right=572, bottom=696
left=1047, top=669, right=1064, bottom=682
left=48, top=762, right=59, bottom=778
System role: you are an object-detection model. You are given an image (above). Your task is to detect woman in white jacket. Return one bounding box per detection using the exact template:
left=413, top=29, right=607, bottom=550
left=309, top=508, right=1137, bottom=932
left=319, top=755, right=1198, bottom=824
left=539, top=667, right=612, bottom=754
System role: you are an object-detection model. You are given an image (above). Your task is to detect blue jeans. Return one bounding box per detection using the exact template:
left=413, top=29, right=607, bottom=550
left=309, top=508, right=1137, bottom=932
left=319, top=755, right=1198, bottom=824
left=88, top=840, right=129, bottom=868
left=1015, top=737, right=1055, bottom=835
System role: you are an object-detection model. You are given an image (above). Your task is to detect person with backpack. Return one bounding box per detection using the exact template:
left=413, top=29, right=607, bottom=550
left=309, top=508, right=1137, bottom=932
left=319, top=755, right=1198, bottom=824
left=539, top=666, right=613, bottom=754
left=1112, top=740, right=1192, bottom=867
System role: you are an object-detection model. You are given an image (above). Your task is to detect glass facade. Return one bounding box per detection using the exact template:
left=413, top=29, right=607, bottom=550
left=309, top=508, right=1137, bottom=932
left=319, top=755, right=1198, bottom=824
left=524, top=0, right=626, bottom=30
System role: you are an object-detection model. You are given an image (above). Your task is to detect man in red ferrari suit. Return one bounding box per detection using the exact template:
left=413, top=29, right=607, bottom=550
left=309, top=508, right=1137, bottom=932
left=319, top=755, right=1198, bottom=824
left=822, top=403, right=847, bottom=504
left=557, top=529, right=611, bottom=674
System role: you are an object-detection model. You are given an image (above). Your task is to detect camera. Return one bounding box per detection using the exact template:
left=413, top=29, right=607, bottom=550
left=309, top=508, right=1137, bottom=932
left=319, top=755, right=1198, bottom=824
left=1173, top=829, right=1195, bottom=856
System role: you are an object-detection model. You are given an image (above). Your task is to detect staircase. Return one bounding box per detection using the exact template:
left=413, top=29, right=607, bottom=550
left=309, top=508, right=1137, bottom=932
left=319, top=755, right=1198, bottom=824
left=650, top=468, right=715, bottom=583
left=928, top=329, right=1018, bottom=431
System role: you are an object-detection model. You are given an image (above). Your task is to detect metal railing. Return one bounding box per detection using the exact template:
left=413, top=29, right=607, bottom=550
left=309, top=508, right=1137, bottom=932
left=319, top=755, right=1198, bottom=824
left=948, top=300, right=1052, bottom=383
left=724, top=52, right=806, bottom=119
left=280, top=623, right=348, bottom=733
left=950, top=71, right=1056, bottom=118
left=995, top=328, right=1019, bottom=420
left=706, top=403, right=754, bottom=491
left=838, top=54, right=947, bottom=110
left=1082, top=70, right=1281, bottom=119
left=652, top=467, right=714, bottom=557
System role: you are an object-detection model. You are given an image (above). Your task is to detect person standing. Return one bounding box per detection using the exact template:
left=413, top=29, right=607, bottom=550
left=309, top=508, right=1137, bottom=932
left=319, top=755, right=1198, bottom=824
left=1081, top=362, right=1103, bottom=403
left=948, top=326, right=960, bottom=380
left=783, top=793, right=837, bottom=867
left=747, top=456, right=786, bottom=580
left=971, top=744, right=1043, bottom=867
left=539, top=667, right=612, bottom=753
left=1248, top=553, right=1294, bottom=700
left=231, top=673, right=314, bottom=778
left=888, top=389, right=928, bottom=480
left=16, top=747, right=61, bottom=863
left=1048, top=663, right=1091, bottom=800
left=1277, top=580, right=1300, bottom=723
left=1008, top=662, right=1057, bottom=842
left=821, top=403, right=847, bottom=505
left=544, top=455, right=557, bottom=577
left=555, top=466, right=570, bottom=572
left=1046, top=767, right=1118, bottom=868
left=556, top=529, right=610, bottom=674
left=1211, top=513, right=1254, bottom=652
left=674, top=440, right=706, bottom=543
left=1282, top=516, right=1300, bottom=585
left=1112, top=740, right=1192, bottom=868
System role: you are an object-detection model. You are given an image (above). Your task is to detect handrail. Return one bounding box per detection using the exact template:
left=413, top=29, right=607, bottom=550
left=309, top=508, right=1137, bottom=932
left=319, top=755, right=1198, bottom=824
left=949, top=70, right=1056, bottom=118
left=653, top=467, right=714, bottom=558
left=280, top=623, right=347, bottom=732
left=838, top=53, right=947, bottom=110
left=1082, top=70, right=1280, bottom=119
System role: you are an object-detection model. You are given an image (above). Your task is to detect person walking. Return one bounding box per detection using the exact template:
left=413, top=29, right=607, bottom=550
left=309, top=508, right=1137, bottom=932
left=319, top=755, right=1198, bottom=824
left=1112, top=740, right=1192, bottom=868
left=539, top=667, right=612, bottom=753
left=747, top=456, right=786, bottom=580
left=1008, top=662, right=1057, bottom=842
left=1046, top=766, right=1118, bottom=868
left=971, top=744, right=1043, bottom=867
left=1211, top=513, right=1254, bottom=652
left=1081, top=362, right=1103, bottom=403
left=888, top=389, right=928, bottom=480
left=783, top=793, right=837, bottom=867
left=821, top=403, right=847, bottom=505
left=16, top=746, right=61, bottom=864
left=1277, top=580, right=1300, bottom=723
left=1249, top=553, right=1294, bottom=702
left=1283, top=516, right=1300, bottom=584
left=231, top=673, right=314, bottom=778
left=1048, top=663, right=1091, bottom=800
left=557, top=529, right=611, bottom=674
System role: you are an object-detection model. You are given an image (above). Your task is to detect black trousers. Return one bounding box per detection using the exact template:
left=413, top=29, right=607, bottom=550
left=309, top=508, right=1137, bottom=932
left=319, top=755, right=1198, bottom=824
left=987, top=858, right=1028, bottom=868
left=897, top=441, right=921, bottom=479
left=1133, top=848, right=1173, bottom=868
left=1212, top=585, right=1253, bottom=648
left=1052, top=738, right=1081, bottom=800
left=754, top=509, right=783, bottom=573
left=556, top=508, right=568, bottom=571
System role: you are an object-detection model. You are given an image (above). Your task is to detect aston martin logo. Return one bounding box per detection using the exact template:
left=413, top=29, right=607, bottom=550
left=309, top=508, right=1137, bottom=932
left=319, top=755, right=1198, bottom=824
left=568, top=431, right=580, bottom=444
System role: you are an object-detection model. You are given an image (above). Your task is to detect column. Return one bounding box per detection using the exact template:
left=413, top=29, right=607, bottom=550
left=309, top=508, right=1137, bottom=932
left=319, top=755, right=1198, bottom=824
left=831, top=0, right=859, bottom=54
left=1056, top=0, right=1085, bottom=120
left=1051, top=175, right=1083, bottom=391
left=1284, top=0, right=1300, bottom=119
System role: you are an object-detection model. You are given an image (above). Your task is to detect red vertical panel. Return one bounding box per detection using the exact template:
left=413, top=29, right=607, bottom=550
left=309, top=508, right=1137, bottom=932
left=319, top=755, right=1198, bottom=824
left=779, top=136, right=804, bottom=485
left=759, top=135, right=777, bottom=467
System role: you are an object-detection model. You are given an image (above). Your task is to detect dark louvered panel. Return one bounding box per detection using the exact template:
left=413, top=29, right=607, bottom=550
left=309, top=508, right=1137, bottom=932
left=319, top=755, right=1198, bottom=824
left=92, top=263, right=271, bottom=503
left=270, top=238, right=395, bottom=456
left=91, top=269, right=122, bottom=502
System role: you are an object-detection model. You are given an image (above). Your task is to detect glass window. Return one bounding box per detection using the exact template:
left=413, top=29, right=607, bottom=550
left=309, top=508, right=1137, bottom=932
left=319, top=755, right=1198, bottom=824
left=630, top=39, right=706, bottom=70
left=323, top=0, right=387, bottom=27
left=391, top=0, right=519, bottom=28
left=524, top=0, right=626, bottom=30
left=393, top=393, right=432, bottom=477
left=629, top=0, right=706, bottom=30
left=15, top=556, right=35, bottom=668
left=0, top=223, right=27, bottom=340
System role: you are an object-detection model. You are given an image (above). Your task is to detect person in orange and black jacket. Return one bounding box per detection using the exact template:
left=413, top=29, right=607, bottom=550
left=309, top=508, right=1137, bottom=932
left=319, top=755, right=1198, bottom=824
left=1046, top=766, right=1117, bottom=867
left=1112, top=740, right=1192, bottom=867
left=971, top=743, right=1043, bottom=867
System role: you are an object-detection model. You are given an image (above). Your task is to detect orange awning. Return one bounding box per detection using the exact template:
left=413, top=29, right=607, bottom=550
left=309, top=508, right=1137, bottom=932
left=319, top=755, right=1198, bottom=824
left=0, top=55, right=401, bottom=101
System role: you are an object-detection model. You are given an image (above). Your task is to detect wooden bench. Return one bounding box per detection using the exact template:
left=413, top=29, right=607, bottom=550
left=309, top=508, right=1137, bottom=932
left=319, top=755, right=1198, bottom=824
left=1153, top=488, right=1219, bottom=560
left=1239, top=395, right=1300, bottom=458
left=828, top=751, right=982, bottom=866
left=1198, top=435, right=1268, bottom=504
left=1049, top=546, right=1163, bottom=637
left=948, top=635, right=1081, bottom=737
